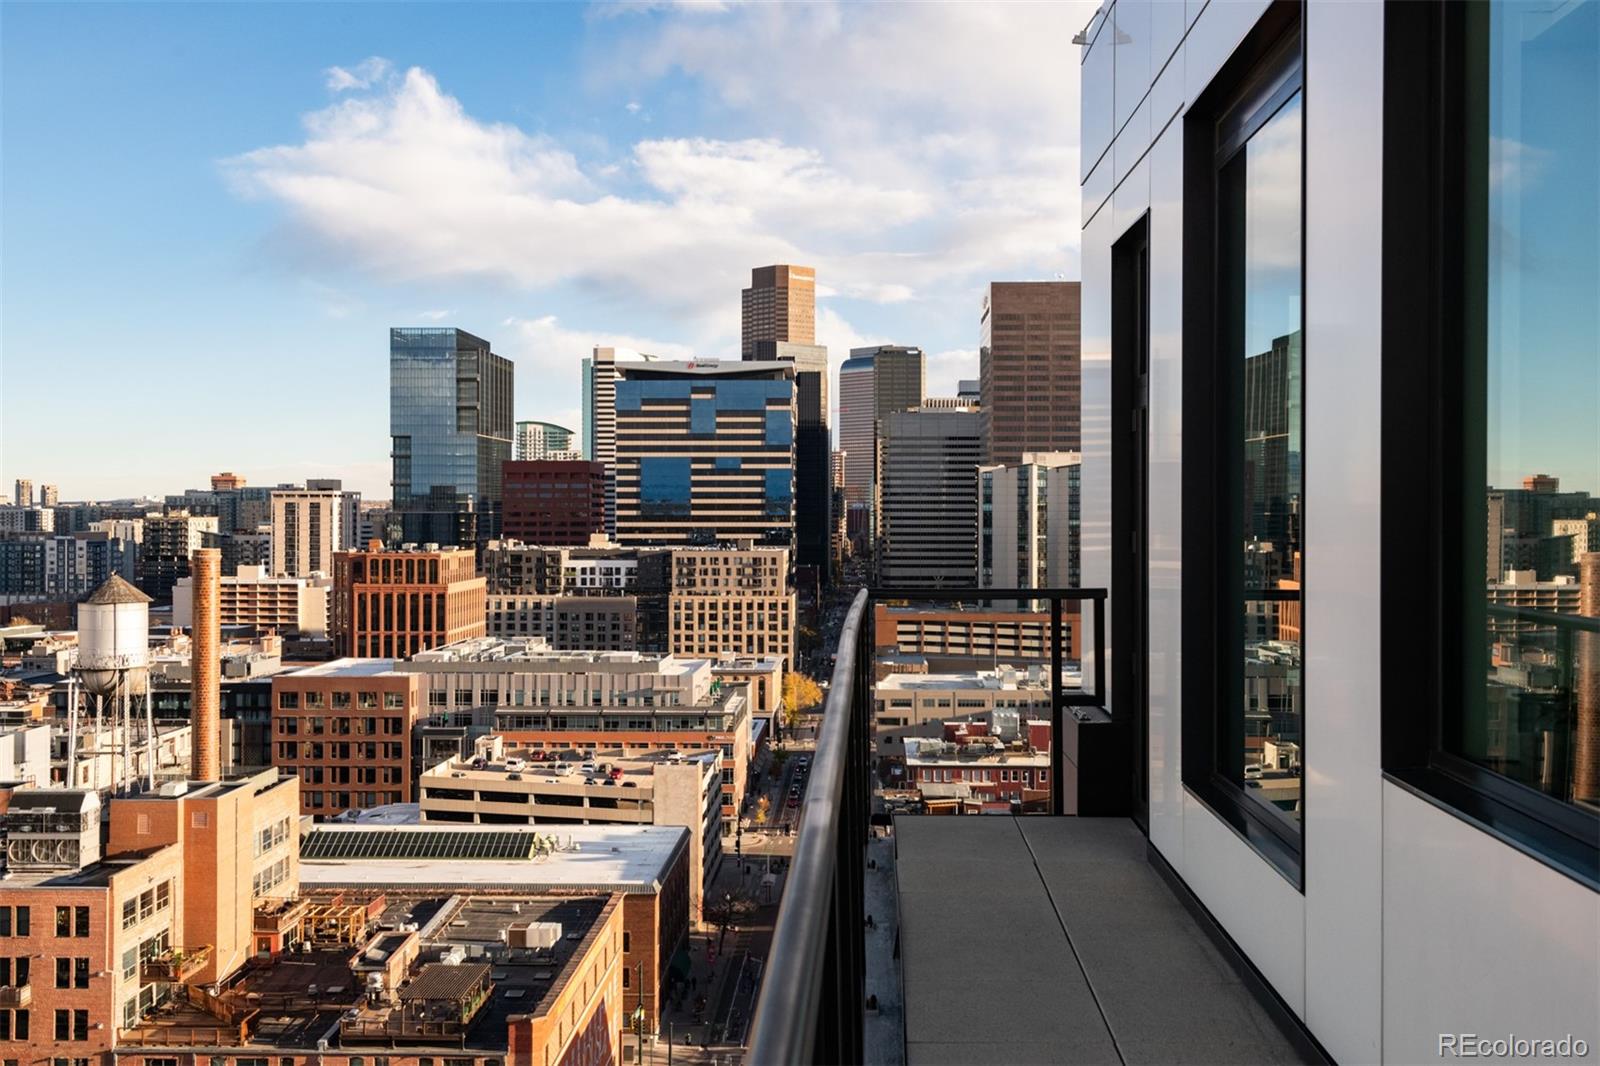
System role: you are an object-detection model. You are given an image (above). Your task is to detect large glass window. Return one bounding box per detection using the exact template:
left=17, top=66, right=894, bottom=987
left=1183, top=13, right=1304, bottom=880
left=1219, top=41, right=1304, bottom=832
left=640, top=458, right=692, bottom=518
left=1382, top=0, right=1597, bottom=883
left=1456, top=0, right=1598, bottom=808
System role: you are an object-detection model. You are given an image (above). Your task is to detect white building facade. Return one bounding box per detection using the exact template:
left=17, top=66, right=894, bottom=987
left=1078, top=2, right=1597, bottom=1062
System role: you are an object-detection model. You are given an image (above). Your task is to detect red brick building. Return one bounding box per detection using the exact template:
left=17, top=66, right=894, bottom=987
left=501, top=460, right=607, bottom=545
left=331, top=542, right=485, bottom=658
left=270, top=661, right=425, bottom=817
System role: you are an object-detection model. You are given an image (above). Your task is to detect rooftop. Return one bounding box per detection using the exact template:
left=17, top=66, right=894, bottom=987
left=298, top=823, right=688, bottom=894
left=875, top=667, right=1059, bottom=692
left=285, top=658, right=404, bottom=678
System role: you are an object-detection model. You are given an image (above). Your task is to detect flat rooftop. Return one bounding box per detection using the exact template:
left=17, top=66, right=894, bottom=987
left=285, top=658, right=402, bottom=678
left=299, top=823, right=687, bottom=893
left=8, top=845, right=174, bottom=889
left=876, top=670, right=1055, bottom=692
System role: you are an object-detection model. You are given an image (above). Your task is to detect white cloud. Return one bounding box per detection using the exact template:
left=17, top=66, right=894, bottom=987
left=500, top=314, right=698, bottom=447
left=325, top=57, right=392, bottom=93
left=417, top=309, right=452, bottom=321
left=926, top=347, right=979, bottom=400
left=229, top=3, right=1091, bottom=358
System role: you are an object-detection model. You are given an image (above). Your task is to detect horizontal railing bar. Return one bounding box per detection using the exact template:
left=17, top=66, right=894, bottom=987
left=1485, top=603, right=1600, bottom=633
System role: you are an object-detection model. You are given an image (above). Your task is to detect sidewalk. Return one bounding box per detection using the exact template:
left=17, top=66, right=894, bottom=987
left=655, top=852, right=785, bottom=1065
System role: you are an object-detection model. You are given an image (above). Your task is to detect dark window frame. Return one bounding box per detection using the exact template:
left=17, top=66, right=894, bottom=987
left=1182, top=0, right=1306, bottom=889
left=1379, top=0, right=1599, bottom=890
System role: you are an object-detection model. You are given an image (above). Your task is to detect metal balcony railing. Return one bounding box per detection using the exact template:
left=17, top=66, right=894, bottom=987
left=745, top=586, right=1108, bottom=1065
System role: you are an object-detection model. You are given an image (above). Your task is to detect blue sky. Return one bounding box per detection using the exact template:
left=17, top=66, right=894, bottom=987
left=2, top=1, right=1091, bottom=500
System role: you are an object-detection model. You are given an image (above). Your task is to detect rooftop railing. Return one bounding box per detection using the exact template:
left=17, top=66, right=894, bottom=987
left=745, top=585, right=1108, bottom=1065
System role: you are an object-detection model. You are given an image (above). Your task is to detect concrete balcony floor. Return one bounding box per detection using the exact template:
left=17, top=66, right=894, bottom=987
left=893, top=815, right=1315, bottom=1066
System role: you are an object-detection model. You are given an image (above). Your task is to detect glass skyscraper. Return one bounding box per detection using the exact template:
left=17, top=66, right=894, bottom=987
left=389, top=328, right=513, bottom=546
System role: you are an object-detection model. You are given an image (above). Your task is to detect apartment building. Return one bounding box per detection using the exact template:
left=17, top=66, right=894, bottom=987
left=659, top=545, right=794, bottom=665
left=395, top=642, right=754, bottom=830
left=486, top=593, right=638, bottom=649
left=269, top=488, right=344, bottom=577
left=483, top=540, right=638, bottom=596
left=330, top=542, right=485, bottom=658
left=978, top=451, right=1082, bottom=595
left=613, top=360, right=796, bottom=547
left=173, top=565, right=332, bottom=637
left=513, top=419, right=577, bottom=461
left=137, top=513, right=218, bottom=601
left=270, top=660, right=425, bottom=816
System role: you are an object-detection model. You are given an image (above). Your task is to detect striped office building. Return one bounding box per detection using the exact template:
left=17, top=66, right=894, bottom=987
left=614, top=360, right=796, bottom=547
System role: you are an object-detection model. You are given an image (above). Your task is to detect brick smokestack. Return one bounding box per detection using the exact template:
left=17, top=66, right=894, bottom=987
left=190, top=547, right=222, bottom=782
left=1574, top=552, right=1599, bottom=804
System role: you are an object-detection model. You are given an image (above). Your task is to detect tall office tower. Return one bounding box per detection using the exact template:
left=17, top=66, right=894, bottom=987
left=752, top=340, right=831, bottom=580
left=839, top=345, right=926, bottom=509
left=830, top=450, right=849, bottom=565
left=877, top=408, right=983, bottom=589
left=211, top=471, right=246, bottom=491
left=39, top=484, right=59, bottom=508
left=837, top=353, right=877, bottom=506
left=958, top=379, right=981, bottom=405
left=138, top=511, right=219, bottom=600
left=978, top=452, right=1083, bottom=594
left=514, top=420, right=577, bottom=461
left=270, top=488, right=344, bottom=577
left=501, top=460, right=608, bottom=544
left=14, top=479, right=32, bottom=509
left=389, top=327, right=514, bottom=547
left=331, top=541, right=485, bottom=658
left=741, top=264, right=816, bottom=359
left=979, top=281, right=1082, bottom=465
left=583, top=346, right=621, bottom=530
left=613, top=360, right=796, bottom=547
left=306, top=478, right=362, bottom=551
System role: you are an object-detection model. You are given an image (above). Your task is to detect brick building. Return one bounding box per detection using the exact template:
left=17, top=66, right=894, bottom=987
left=331, top=541, right=484, bottom=658
left=297, top=822, right=690, bottom=1039
left=501, top=460, right=607, bottom=545
left=270, top=660, right=425, bottom=817
left=0, top=770, right=298, bottom=1063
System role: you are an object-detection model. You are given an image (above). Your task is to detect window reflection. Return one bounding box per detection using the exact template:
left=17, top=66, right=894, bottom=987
left=1462, top=0, right=1599, bottom=810
left=1223, top=88, right=1304, bottom=826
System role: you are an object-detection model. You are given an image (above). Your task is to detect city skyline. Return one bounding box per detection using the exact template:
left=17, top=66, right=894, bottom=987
left=1, top=1, right=1093, bottom=499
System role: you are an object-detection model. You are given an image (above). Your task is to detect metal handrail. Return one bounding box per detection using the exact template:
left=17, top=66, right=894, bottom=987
left=745, top=586, right=1111, bottom=1064
left=746, top=587, right=870, bottom=1066
left=1486, top=603, right=1600, bottom=633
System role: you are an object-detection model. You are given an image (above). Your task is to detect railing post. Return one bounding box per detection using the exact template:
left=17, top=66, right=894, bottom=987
left=1051, top=593, right=1065, bottom=816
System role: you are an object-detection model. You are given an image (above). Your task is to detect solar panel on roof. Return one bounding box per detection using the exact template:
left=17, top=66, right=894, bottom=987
left=300, top=829, right=538, bottom=861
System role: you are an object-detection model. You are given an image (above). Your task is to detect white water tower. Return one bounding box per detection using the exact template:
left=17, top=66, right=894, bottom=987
left=76, top=575, right=151, bottom=697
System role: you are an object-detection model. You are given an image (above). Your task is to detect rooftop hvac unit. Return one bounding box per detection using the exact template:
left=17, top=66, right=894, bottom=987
left=507, top=921, right=563, bottom=950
